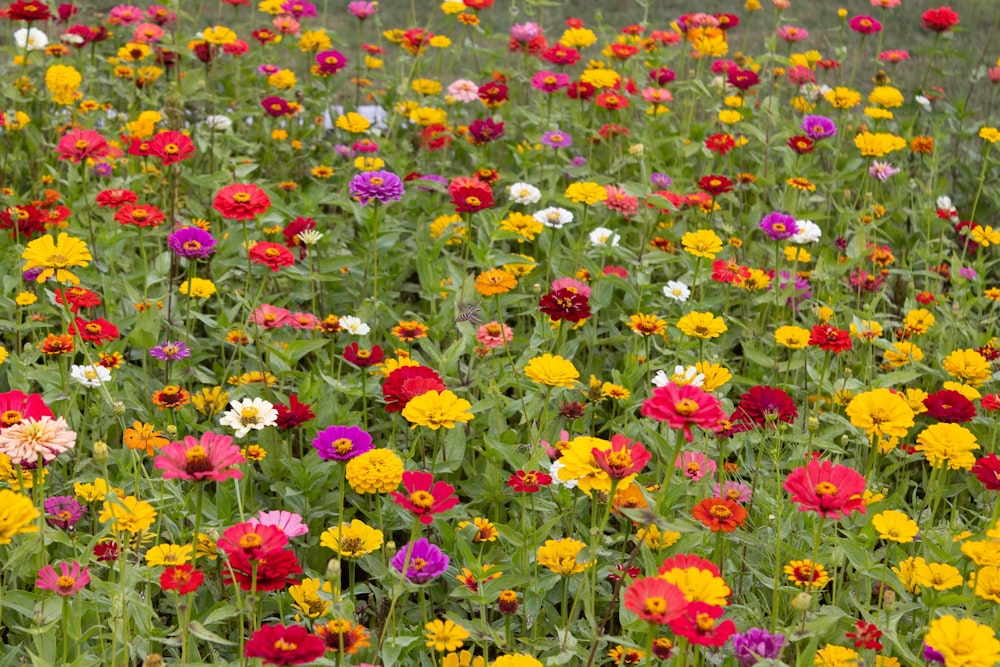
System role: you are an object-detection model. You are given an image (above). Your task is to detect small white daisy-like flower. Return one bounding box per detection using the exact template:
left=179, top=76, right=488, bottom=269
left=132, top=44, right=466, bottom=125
left=296, top=230, right=323, bottom=246
left=651, top=370, right=670, bottom=387
left=339, top=315, right=370, bottom=336
left=204, top=115, right=233, bottom=131
left=663, top=280, right=691, bottom=303
left=508, top=182, right=541, bottom=205
left=70, top=364, right=111, bottom=388
left=548, top=459, right=579, bottom=489
left=670, top=365, right=705, bottom=387
left=533, top=207, right=574, bottom=229
left=791, top=220, right=822, bottom=244
left=219, top=398, right=278, bottom=438
left=588, top=227, right=620, bottom=247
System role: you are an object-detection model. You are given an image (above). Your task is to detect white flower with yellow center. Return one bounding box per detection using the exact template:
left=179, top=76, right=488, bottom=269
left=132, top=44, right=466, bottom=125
left=219, top=398, right=277, bottom=438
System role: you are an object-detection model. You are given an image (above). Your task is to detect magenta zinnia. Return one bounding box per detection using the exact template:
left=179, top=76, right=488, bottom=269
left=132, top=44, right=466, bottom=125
left=641, top=382, right=726, bottom=442
left=153, top=431, right=246, bottom=482
left=783, top=460, right=867, bottom=520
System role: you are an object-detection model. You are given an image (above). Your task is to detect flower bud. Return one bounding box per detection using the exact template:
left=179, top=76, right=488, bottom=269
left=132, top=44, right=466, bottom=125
left=93, top=440, right=109, bottom=463
left=497, top=589, right=519, bottom=615
left=792, top=592, right=812, bottom=611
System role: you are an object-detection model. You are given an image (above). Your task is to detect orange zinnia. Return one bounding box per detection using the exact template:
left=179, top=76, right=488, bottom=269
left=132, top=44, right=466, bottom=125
left=474, top=268, right=517, bottom=296
left=692, top=497, right=747, bottom=532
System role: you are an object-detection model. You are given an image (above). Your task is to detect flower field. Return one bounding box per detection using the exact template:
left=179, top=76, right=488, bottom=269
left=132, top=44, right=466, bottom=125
left=3, top=0, right=1000, bottom=665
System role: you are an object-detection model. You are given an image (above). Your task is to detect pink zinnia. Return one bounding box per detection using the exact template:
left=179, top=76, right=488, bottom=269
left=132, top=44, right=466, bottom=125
left=551, top=276, right=591, bottom=298
left=390, top=471, right=459, bottom=525
left=592, top=434, right=651, bottom=479
left=640, top=87, right=673, bottom=105
left=675, top=451, right=717, bottom=482
left=55, top=129, right=110, bottom=163
left=446, top=79, right=480, bottom=103
left=108, top=4, right=144, bottom=25
left=476, top=321, right=513, bottom=349
left=153, top=431, right=246, bottom=482
left=604, top=185, right=639, bottom=217
left=776, top=26, right=808, bottom=42
left=782, top=459, right=867, bottom=520
left=36, top=561, right=90, bottom=596
left=250, top=510, right=309, bottom=538
left=848, top=15, right=882, bottom=34
left=250, top=303, right=292, bottom=329
left=288, top=312, right=319, bottom=330
left=0, top=416, right=76, bottom=466
left=530, top=70, right=570, bottom=93
left=641, top=382, right=726, bottom=442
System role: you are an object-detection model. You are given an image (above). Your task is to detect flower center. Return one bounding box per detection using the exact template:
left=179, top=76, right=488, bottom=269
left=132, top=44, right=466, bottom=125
left=486, top=323, right=501, bottom=336
left=240, top=407, right=260, bottom=425
left=232, top=192, right=251, bottom=203
left=340, top=536, right=364, bottom=553
left=522, top=472, right=537, bottom=484
left=695, top=613, right=716, bottom=632
left=709, top=504, right=733, bottom=518
left=183, top=240, right=201, bottom=250
left=164, top=143, right=178, bottom=154
left=273, top=639, right=298, bottom=652
left=333, top=437, right=353, bottom=455
left=607, top=451, right=632, bottom=469
left=644, top=596, right=667, bottom=615
left=57, top=576, right=77, bottom=593
left=356, top=350, right=371, bottom=360
left=239, top=533, right=262, bottom=549
left=411, top=557, right=427, bottom=572
left=1, top=410, right=23, bottom=427
left=75, top=140, right=89, bottom=150
left=409, top=490, right=436, bottom=509
left=674, top=398, right=699, bottom=416
left=550, top=135, right=564, bottom=143
left=815, top=481, right=838, bottom=496
left=466, top=196, right=481, bottom=206
left=370, top=177, right=384, bottom=186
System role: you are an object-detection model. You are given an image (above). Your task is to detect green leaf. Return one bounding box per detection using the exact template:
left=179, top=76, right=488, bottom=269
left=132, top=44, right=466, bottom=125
left=187, top=621, right=236, bottom=645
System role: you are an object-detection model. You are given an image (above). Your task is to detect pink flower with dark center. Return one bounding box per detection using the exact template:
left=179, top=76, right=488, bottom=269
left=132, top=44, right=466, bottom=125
left=153, top=431, right=246, bottom=482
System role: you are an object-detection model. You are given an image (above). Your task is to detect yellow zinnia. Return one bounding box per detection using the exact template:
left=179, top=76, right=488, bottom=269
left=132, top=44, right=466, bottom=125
left=202, top=25, right=237, bottom=45
left=942, top=348, right=992, bottom=386
left=401, top=390, right=474, bottom=429
left=681, top=229, right=723, bottom=258
left=536, top=538, right=592, bottom=575
left=676, top=311, right=727, bottom=339
left=21, top=233, right=92, bottom=285
left=844, top=388, right=915, bottom=439
left=0, top=489, right=39, bottom=544
left=524, top=354, right=579, bottom=388
left=915, top=422, right=980, bottom=470
left=99, top=495, right=157, bottom=534
left=924, top=616, right=1000, bottom=667
left=871, top=510, right=918, bottom=543
left=565, top=182, right=608, bottom=205
left=775, top=325, right=811, bottom=349
left=320, top=519, right=383, bottom=558
left=144, top=543, right=193, bottom=566
left=345, top=449, right=404, bottom=494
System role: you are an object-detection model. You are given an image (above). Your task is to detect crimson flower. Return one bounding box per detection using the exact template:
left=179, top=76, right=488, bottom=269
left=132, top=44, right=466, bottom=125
left=55, top=286, right=101, bottom=313
left=249, top=242, right=295, bottom=272
left=983, top=394, right=1000, bottom=411
left=390, top=471, right=459, bottom=525
left=70, top=317, right=119, bottom=346
left=343, top=342, right=384, bottom=367
left=507, top=470, right=552, bottom=493
left=245, top=624, right=326, bottom=665
left=623, top=576, right=688, bottom=624
left=921, top=6, right=959, bottom=32
left=218, top=522, right=288, bottom=561
left=658, top=553, right=722, bottom=578
left=726, top=68, right=759, bottom=90
left=669, top=601, right=737, bottom=646
left=539, top=287, right=591, bottom=323
left=783, top=459, right=867, bottom=520
left=95, top=188, right=138, bottom=208
left=467, top=118, right=504, bottom=145
left=592, top=434, right=651, bottom=479
left=153, top=431, right=246, bottom=482
left=705, top=134, right=736, bottom=156
left=113, top=203, right=166, bottom=228
left=808, top=324, right=853, bottom=353
left=696, top=175, right=734, bottom=195
left=55, top=129, right=110, bottom=163
left=148, top=130, right=195, bottom=165
left=7, top=0, right=53, bottom=21
left=787, top=135, right=815, bottom=154
left=641, top=382, right=726, bottom=443
left=282, top=216, right=316, bottom=258
left=845, top=620, right=883, bottom=651
left=0, top=390, right=53, bottom=430
left=971, top=453, right=1000, bottom=491
left=729, top=385, right=798, bottom=433
left=225, top=548, right=302, bottom=591
left=449, top=178, right=494, bottom=213
left=213, top=183, right=272, bottom=220
left=275, top=394, right=315, bottom=429
left=382, top=365, right=445, bottom=412
left=922, top=389, right=976, bottom=423
left=161, top=565, right=205, bottom=595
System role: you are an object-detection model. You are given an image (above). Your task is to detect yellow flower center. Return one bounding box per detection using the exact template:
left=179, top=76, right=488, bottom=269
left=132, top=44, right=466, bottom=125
left=75, top=140, right=89, bottom=150
left=232, top=192, right=251, bottom=203
left=409, top=490, right=436, bottom=509
left=411, top=557, right=427, bottom=571
left=606, top=451, right=632, bottom=468
left=240, top=407, right=260, bottom=425
left=183, top=240, right=202, bottom=250
left=265, top=248, right=280, bottom=257
left=164, top=143, right=178, bottom=154
left=2, top=410, right=24, bottom=427
left=466, top=196, right=480, bottom=206
left=370, top=177, right=384, bottom=186
left=239, top=533, right=262, bottom=549
left=273, top=639, right=298, bottom=651
left=57, top=576, right=77, bottom=592
left=709, top=504, right=733, bottom=518
left=674, top=399, right=699, bottom=416
left=334, top=437, right=353, bottom=455
left=340, top=536, right=364, bottom=554
left=644, top=596, right=667, bottom=614
left=815, top=481, right=838, bottom=495
left=695, top=613, right=716, bottom=632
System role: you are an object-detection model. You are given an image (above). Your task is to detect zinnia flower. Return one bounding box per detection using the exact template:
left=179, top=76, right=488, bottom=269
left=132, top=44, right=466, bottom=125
left=669, top=601, right=737, bottom=646
left=844, top=388, right=915, bottom=439
left=392, top=538, right=450, bottom=583
left=524, top=354, right=579, bottom=387
left=641, top=383, right=726, bottom=443
left=55, top=128, right=110, bottom=162
left=21, top=233, right=92, bottom=285
left=783, top=459, right=867, bottom=520
left=915, top=422, right=979, bottom=470
left=729, top=386, right=798, bottom=432
left=923, top=616, right=1000, bottom=667
left=320, top=519, right=383, bottom=558
left=0, top=488, right=40, bottom=544
left=153, top=431, right=246, bottom=482
left=35, top=561, right=90, bottom=596
left=692, top=497, right=747, bottom=532
left=245, top=624, right=327, bottom=665
left=219, top=398, right=278, bottom=438
left=345, top=448, right=404, bottom=493
left=390, top=471, right=460, bottom=525
left=312, top=425, right=372, bottom=460
left=401, top=390, right=474, bottom=429
left=213, top=183, right=272, bottom=220
left=536, top=537, right=592, bottom=575
left=623, top=576, right=688, bottom=624
left=0, top=416, right=77, bottom=466
left=349, top=170, right=404, bottom=206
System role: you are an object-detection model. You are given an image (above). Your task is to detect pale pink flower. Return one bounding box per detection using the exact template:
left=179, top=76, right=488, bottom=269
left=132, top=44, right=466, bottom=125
left=604, top=186, right=639, bottom=217
left=447, top=79, right=480, bottom=103
left=674, top=451, right=717, bottom=482
left=250, top=304, right=292, bottom=329
left=871, top=0, right=901, bottom=7
left=640, top=87, right=673, bottom=104
left=288, top=312, right=319, bottom=330
left=250, top=510, right=309, bottom=537
left=777, top=26, right=808, bottom=42
left=476, top=321, right=514, bottom=349
left=786, top=65, right=815, bottom=85
left=0, top=417, right=77, bottom=466
left=272, top=15, right=300, bottom=35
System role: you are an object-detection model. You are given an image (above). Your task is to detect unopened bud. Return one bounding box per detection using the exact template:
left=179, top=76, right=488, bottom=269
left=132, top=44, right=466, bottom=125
left=325, top=558, right=341, bottom=579
left=792, top=592, right=812, bottom=611
left=93, top=440, right=109, bottom=463
left=166, top=424, right=178, bottom=436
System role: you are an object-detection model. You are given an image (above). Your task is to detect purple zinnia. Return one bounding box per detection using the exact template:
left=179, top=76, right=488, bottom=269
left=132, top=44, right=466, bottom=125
left=281, top=0, right=317, bottom=18
left=45, top=495, right=85, bottom=530
left=167, top=226, right=217, bottom=258
left=150, top=340, right=191, bottom=361
left=960, top=266, right=978, bottom=280
left=349, top=170, right=404, bottom=206
left=315, top=49, right=347, bottom=75
left=923, top=644, right=946, bottom=665
left=570, top=156, right=587, bottom=167
left=650, top=172, right=673, bottom=188
left=334, top=144, right=355, bottom=158
left=759, top=211, right=798, bottom=241
left=93, top=162, right=113, bottom=178
left=540, top=130, right=573, bottom=149
left=312, top=425, right=373, bottom=461
left=731, top=628, right=786, bottom=667
left=776, top=270, right=812, bottom=307
left=801, top=114, right=837, bottom=140
left=391, top=538, right=449, bottom=583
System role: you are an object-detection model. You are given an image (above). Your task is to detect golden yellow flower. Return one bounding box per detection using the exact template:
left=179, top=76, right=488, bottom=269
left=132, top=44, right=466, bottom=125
left=823, top=87, right=861, bottom=109
left=676, top=311, right=727, bottom=339
left=868, top=86, right=903, bottom=108
left=99, top=495, right=157, bottom=534
left=401, top=390, right=474, bottom=430
left=0, top=488, right=39, bottom=544
left=775, top=325, right=811, bottom=349
left=336, top=112, right=371, bottom=134
left=814, top=644, right=859, bottom=667
left=21, top=233, right=92, bottom=285
left=345, top=449, right=404, bottom=494
left=524, top=354, right=579, bottom=388
left=915, top=422, right=979, bottom=470
left=696, top=362, right=732, bottom=392
left=144, top=543, right=193, bottom=566
left=202, top=25, right=237, bottom=46
left=871, top=510, right=918, bottom=543
left=289, top=578, right=333, bottom=618
left=980, top=127, right=1000, bottom=144
left=681, top=229, right=723, bottom=259
left=537, top=537, right=593, bottom=575
left=942, top=348, right=992, bottom=385
left=565, top=182, right=608, bottom=205
left=425, top=619, right=470, bottom=653
left=844, top=388, right=915, bottom=439
left=924, top=616, right=1000, bottom=667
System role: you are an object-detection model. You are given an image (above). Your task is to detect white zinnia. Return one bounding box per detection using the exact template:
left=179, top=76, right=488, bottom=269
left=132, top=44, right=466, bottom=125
left=204, top=115, right=233, bottom=131
left=589, top=227, right=620, bottom=247
left=651, top=370, right=670, bottom=387
left=71, top=364, right=111, bottom=387
left=339, top=315, right=370, bottom=335
left=219, top=397, right=278, bottom=438
left=508, top=182, right=541, bottom=205
left=791, top=220, right=822, bottom=244
left=670, top=365, right=705, bottom=387
left=533, top=207, right=573, bottom=229
left=663, top=280, right=691, bottom=302
left=14, top=27, right=49, bottom=51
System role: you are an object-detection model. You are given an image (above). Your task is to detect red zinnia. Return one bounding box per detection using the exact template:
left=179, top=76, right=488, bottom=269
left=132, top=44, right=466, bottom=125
left=55, top=286, right=102, bottom=313
left=153, top=431, right=246, bottom=482
left=275, top=394, right=315, bottom=429
left=70, top=317, right=119, bottom=346
left=542, top=44, right=581, bottom=66
left=971, top=453, right=1000, bottom=491
left=218, top=522, right=288, bottom=561
left=282, top=216, right=316, bottom=258
left=382, top=365, right=445, bottom=412
left=507, top=470, right=552, bottom=493
left=449, top=178, right=494, bottom=213
left=596, top=91, right=629, bottom=110
left=225, top=548, right=302, bottom=591
left=923, top=389, right=976, bottom=423
left=845, top=620, right=883, bottom=651
left=343, top=343, right=384, bottom=368
left=669, top=601, right=737, bottom=647
left=921, top=6, right=959, bottom=32
left=729, top=385, right=798, bottom=433
left=538, top=287, right=591, bottom=323
left=477, top=81, right=508, bottom=107
left=390, top=470, right=459, bottom=525
left=592, top=434, right=651, bottom=479
left=705, top=134, right=736, bottom=156
left=0, top=390, right=54, bottom=431
left=148, top=130, right=195, bottom=165
left=641, top=382, right=726, bottom=443
left=160, top=565, right=205, bottom=595
left=249, top=242, right=295, bottom=272
left=711, top=259, right=751, bottom=284
left=783, top=459, right=867, bottom=520
left=658, top=553, right=722, bottom=578
left=245, top=624, right=326, bottom=666
left=692, top=497, right=747, bottom=532
left=213, top=183, right=272, bottom=220
left=808, top=325, right=853, bottom=353
left=787, top=135, right=815, bottom=154
left=95, top=188, right=138, bottom=208
left=113, top=203, right=165, bottom=228
left=7, top=0, right=53, bottom=22
left=623, top=576, right=688, bottom=624
left=55, top=129, right=110, bottom=163
left=696, top=175, right=734, bottom=196
left=726, top=68, right=759, bottom=90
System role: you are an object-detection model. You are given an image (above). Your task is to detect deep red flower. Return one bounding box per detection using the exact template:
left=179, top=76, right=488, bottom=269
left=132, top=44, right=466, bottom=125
left=726, top=68, right=759, bottom=90
left=972, top=453, right=1000, bottom=491
left=55, top=129, right=110, bottom=163
left=0, top=205, right=45, bottom=239
left=669, top=601, right=736, bottom=646
left=249, top=242, right=295, bottom=272
left=477, top=81, right=508, bottom=107
left=382, top=365, right=445, bottom=412
left=539, top=287, right=591, bottom=323
left=93, top=539, right=119, bottom=562
left=219, top=522, right=288, bottom=562
left=715, top=13, right=739, bottom=29
left=125, top=136, right=152, bottom=157
left=260, top=95, right=291, bottom=116
left=692, top=497, right=747, bottom=532
left=148, top=130, right=195, bottom=165
left=596, top=91, right=629, bottom=110
left=559, top=400, right=587, bottom=420
left=282, top=216, right=316, bottom=257
left=808, top=325, right=853, bottom=353
left=704, top=134, right=736, bottom=156
left=916, top=291, right=935, bottom=304
left=70, top=317, right=119, bottom=346
left=467, top=118, right=504, bottom=145
left=592, top=435, right=651, bottom=479
left=923, top=389, right=976, bottom=423
left=922, top=6, right=959, bottom=32
left=245, top=624, right=326, bottom=665
left=225, top=548, right=302, bottom=591
left=0, top=390, right=54, bottom=431
left=542, top=44, right=581, bottom=66
left=7, top=0, right=53, bottom=22
left=449, top=178, right=494, bottom=213
left=55, top=286, right=101, bottom=313
left=390, top=470, right=459, bottom=525
left=95, top=188, right=138, bottom=208
left=213, top=183, right=272, bottom=220
left=641, top=383, right=726, bottom=443
left=696, top=175, right=734, bottom=196
left=566, top=81, right=595, bottom=100
left=342, top=343, right=384, bottom=368
left=783, top=459, right=867, bottom=520
left=729, top=385, right=798, bottom=433
left=787, top=135, right=815, bottom=154
left=113, top=203, right=166, bottom=228
left=845, top=620, right=883, bottom=651
left=160, top=565, right=205, bottom=595
left=507, top=469, right=552, bottom=493
left=275, top=394, right=315, bottom=429
left=252, top=28, right=281, bottom=45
